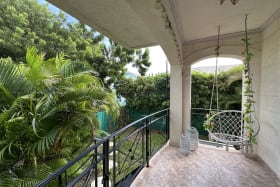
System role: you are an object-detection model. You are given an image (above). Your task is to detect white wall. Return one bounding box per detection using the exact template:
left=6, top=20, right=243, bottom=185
left=259, top=16, right=280, bottom=178
left=169, top=64, right=183, bottom=146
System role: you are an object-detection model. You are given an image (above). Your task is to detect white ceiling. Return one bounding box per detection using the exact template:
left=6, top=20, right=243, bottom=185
left=47, top=0, right=280, bottom=64
left=47, top=0, right=161, bottom=49
left=47, top=0, right=280, bottom=45
left=47, top=0, right=182, bottom=64
left=172, top=0, right=280, bottom=42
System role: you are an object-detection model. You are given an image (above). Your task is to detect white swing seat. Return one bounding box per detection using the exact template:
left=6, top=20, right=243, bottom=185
left=206, top=110, right=260, bottom=147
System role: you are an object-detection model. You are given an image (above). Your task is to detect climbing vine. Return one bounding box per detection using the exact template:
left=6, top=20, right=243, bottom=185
left=242, top=15, right=256, bottom=144
left=203, top=111, right=216, bottom=132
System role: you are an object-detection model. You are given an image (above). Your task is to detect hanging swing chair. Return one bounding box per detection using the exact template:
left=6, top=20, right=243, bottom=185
left=204, top=16, right=260, bottom=151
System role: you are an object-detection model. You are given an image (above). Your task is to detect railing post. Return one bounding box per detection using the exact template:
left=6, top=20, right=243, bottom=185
left=142, top=124, right=145, bottom=166
left=102, top=139, right=110, bottom=187
left=58, top=175, right=62, bottom=187
left=145, top=117, right=150, bottom=167
left=112, top=137, right=116, bottom=186
left=94, top=139, right=98, bottom=187
left=166, top=109, right=170, bottom=140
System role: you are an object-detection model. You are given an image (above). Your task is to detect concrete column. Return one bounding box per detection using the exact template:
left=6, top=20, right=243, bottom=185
left=182, top=64, right=192, bottom=134
left=169, top=64, right=183, bottom=147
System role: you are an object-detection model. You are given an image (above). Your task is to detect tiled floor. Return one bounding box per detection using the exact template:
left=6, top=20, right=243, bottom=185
left=131, top=143, right=280, bottom=187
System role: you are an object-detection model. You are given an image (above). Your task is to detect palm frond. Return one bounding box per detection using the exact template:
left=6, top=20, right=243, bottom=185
left=0, top=84, right=15, bottom=107
left=0, top=164, right=53, bottom=187
left=0, top=58, right=32, bottom=97
left=55, top=53, right=68, bottom=70
left=0, top=171, right=13, bottom=187
left=60, top=61, right=74, bottom=79
left=25, top=47, right=47, bottom=88
left=0, top=140, right=14, bottom=160
left=30, top=128, right=59, bottom=156
left=0, top=95, right=30, bottom=125
left=14, top=178, right=42, bottom=187
left=20, top=164, right=53, bottom=180
left=72, top=71, right=101, bottom=86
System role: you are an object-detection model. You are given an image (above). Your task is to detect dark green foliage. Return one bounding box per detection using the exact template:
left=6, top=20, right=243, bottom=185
left=117, top=73, right=170, bottom=112
left=191, top=71, right=213, bottom=109
left=115, top=73, right=169, bottom=130
left=192, top=65, right=243, bottom=110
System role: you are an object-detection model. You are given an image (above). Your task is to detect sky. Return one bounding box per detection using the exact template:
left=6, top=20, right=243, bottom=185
left=146, top=46, right=170, bottom=75
left=192, top=57, right=243, bottom=68
left=38, top=0, right=242, bottom=75
left=125, top=46, right=169, bottom=76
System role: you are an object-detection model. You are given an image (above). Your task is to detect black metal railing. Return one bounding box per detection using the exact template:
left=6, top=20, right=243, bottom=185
left=36, top=108, right=169, bottom=187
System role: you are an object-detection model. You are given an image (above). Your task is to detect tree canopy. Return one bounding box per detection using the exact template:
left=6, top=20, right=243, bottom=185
left=0, top=0, right=151, bottom=87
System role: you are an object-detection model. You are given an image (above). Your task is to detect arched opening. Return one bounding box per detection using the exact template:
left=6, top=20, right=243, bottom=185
left=190, top=57, right=243, bottom=140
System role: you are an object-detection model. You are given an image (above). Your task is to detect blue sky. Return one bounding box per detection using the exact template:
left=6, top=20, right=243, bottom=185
left=37, top=0, right=77, bottom=23
left=37, top=0, right=59, bottom=13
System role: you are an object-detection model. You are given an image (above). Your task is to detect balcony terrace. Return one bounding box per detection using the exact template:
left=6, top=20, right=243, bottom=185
left=44, top=0, right=280, bottom=185
left=132, top=143, right=280, bottom=187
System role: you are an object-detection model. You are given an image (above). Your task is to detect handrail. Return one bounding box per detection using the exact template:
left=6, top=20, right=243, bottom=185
left=109, top=108, right=168, bottom=138
left=36, top=108, right=169, bottom=187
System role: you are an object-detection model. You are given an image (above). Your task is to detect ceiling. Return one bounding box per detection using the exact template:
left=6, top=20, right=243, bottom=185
left=47, top=0, right=181, bottom=63
left=47, top=0, right=280, bottom=63
left=172, top=0, right=280, bottom=42
left=47, top=0, right=162, bottom=49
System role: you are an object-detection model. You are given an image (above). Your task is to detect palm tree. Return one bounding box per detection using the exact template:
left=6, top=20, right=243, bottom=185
left=0, top=47, right=119, bottom=186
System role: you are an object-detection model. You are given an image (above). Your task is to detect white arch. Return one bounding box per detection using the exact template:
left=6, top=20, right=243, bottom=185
left=184, top=45, right=261, bottom=66
left=181, top=44, right=261, bottom=149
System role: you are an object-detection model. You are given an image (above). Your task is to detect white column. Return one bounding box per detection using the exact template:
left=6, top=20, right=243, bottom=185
left=169, top=64, right=183, bottom=147
left=182, top=64, right=192, bottom=133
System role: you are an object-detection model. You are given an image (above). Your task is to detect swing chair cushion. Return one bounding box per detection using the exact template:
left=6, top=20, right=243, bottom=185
left=206, top=110, right=259, bottom=145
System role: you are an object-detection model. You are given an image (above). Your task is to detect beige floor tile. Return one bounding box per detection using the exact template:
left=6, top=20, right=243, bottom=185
left=131, top=143, right=280, bottom=187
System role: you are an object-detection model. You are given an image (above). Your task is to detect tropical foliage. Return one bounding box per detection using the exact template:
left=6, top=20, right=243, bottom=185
left=0, top=48, right=119, bottom=186
left=0, top=0, right=151, bottom=88
left=0, top=0, right=151, bottom=185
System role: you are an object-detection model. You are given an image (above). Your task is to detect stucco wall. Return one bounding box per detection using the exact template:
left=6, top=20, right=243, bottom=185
left=169, top=65, right=183, bottom=147
left=259, top=16, right=280, bottom=178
